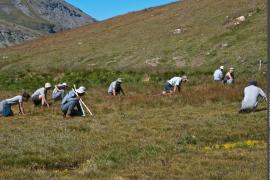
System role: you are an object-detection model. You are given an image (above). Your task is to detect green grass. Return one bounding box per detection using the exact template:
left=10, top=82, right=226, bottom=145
left=0, top=0, right=267, bottom=178
left=0, top=81, right=266, bottom=179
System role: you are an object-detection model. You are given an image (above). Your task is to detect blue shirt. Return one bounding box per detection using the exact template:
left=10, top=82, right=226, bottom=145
left=61, top=90, right=76, bottom=105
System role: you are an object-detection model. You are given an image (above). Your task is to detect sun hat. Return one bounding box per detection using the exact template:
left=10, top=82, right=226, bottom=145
left=76, top=86, right=86, bottom=94
left=45, top=82, right=52, bottom=88
left=61, top=82, right=68, bottom=86
left=220, top=66, right=224, bottom=70
left=116, top=78, right=122, bottom=83
left=182, top=75, right=188, bottom=81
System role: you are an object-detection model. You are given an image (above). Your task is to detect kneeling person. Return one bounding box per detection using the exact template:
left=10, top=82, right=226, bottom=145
left=163, top=75, right=188, bottom=94
left=61, top=86, right=86, bottom=118
left=0, top=92, right=30, bottom=117
left=239, top=80, right=267, bottom=113
left=108, top=78, right=125, bottom=96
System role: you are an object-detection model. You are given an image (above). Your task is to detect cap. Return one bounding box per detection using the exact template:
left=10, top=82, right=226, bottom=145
left=249, top=80, right=257, bottom=86
left=45, top=82, right=52, bottom=88
left=220, top=66, right=224, bottom=70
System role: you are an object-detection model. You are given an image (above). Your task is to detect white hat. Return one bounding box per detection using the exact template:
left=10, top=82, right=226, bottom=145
left=116, top=78, right=122, bottom=83
left=62, top=82, right=67, bottom=86
left=45, top=82, right=52, bottom=88
left=76, top=86, right=86, bottom=94
left=220, top=66, right=224, bottom=70
left=182, top=75, right=188, bottom=81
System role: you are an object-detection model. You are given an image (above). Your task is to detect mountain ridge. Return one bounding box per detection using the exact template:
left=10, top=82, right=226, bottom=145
left=0, top=0, right=96, bottom=47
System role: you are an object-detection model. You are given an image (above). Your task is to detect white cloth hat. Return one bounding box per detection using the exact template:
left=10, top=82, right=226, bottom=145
left=182, top=75, right=188, bottom=81
left=62, top=82, right=67, bottom=86
left=220, top=66, right=224, bottom=70
left=45, top=82, right=52, bottom=88
left=116, top=78, right=122, bottom=83
left=76, top=86, right=86, bottom=94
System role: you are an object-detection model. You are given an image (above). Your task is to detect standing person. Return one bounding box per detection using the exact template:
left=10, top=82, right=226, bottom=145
left=239, top=80, right=267, bottom=113
left=213, top=66, right=224, bottom=81
left=61, top=86, right=86, bottom=118
left=31, top=82, right=52, bottom=107
left=52, top=83, right=68, bottom=101
left=0, top=92, right=30, bottom=117
left=162, top=75, right=188, bottom=94
left=108, top=78, right=125, bottom=96
left=223, top=67, right=235, bottom=84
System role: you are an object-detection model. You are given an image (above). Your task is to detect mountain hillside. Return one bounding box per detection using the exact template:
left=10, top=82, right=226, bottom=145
left=0, top=0, right=96, bottom=47
left=0, top=0, right=266, bottom=82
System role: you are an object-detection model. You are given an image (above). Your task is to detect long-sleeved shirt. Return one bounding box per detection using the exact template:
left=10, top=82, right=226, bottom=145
left=241, top=85, right=266, bottom=109
left=61, top=90, right=77, bottom=105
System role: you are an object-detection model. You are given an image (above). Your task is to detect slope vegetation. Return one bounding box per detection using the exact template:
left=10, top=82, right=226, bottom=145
left=0, top=0, right=266, bottom=77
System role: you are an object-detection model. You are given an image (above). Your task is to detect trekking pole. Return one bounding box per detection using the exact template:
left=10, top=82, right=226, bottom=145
left=72, top=88, right=86, bottom=117
left=73, top=85, right=93, bottom=116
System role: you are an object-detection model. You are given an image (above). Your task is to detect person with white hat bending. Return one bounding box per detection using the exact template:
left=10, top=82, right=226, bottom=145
left=162, top=75, right=188, bottom=94
left=108, top=78, right=125, bottom=96
left=52, top=82, right=68, bottom=101
left=61, top=86, right=86, bottom=118
left=31, top=82, right=52, bottom=107
left=213, top=66, right=224, bottom=81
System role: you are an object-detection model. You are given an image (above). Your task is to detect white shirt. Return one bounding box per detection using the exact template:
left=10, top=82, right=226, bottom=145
left=213, top=69, right=223, bottom=81
left=108, top=81, right=117, bottom=93
left=241, top=85, right=266, bottom=109
left=32, top=87, right=46, bottom=98
left=5, top=95, right=23, bottom=105
left=168, top=77, right=182, bottom=86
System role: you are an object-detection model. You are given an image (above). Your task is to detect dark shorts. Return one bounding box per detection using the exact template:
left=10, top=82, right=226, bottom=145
left=164, top=82, right=173, bottom=93
left=32, top=96, right=41, bottom=106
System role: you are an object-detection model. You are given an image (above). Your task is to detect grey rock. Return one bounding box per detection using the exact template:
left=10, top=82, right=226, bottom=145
left=0, top=0, right=97, bottom=47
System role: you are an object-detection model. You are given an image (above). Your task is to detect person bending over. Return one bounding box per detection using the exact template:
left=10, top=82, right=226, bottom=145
left=108, top=78, right=125, bottom=96
left=239, top=80, right=267, bottom=113
left=0, top=92, right=30, bottom=117
left=162, top=75, right=188, bottom=94
left=31, top=82, right=52, bottom=107
left=52, top=82, right=68, bottom=101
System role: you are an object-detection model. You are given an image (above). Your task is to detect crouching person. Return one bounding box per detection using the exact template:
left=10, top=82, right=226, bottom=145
left=239, top=80, right=267, bottom=113
left=52, top=83, right=68, bottom=101
left=61, top=86, right=86, bottom=118
left=108, top=78, right=125, bottom=96
left=31, top=83, right=52, bottom=107
left=0, top=92, right=30, bottom=117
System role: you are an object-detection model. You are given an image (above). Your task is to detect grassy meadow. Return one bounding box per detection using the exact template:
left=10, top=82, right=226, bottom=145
left=0, top=0, right=267, bottom=179
left=0, top=78, right=267, bottom=179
